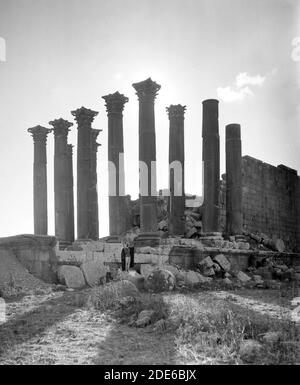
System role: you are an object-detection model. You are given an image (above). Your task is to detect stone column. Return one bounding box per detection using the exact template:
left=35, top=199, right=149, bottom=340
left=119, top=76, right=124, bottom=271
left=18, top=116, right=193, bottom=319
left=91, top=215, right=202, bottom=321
left=202, top=99, right=220, bottom=233
left=90, top=129, right=101, bottom=240
left=167, top=104, right=186, bottom=236
left=49, top=119, right=73, bottom=245
left=102, top=92, right=128, bottom=237
left=71, top=107, right=98, bottom=239
left=67, top=144, right=75, bottom=244
left=132, top=78, right=160, bottom=235
left=226, top=124, right=242, bottom=235
left=27, top=126, right=51, bottom=235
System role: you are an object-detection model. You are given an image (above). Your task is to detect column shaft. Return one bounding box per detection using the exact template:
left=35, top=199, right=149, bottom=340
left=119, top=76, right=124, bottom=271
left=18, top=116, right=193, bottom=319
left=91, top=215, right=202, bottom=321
left=226, top=124, right=242, bottom=235
left=67, top=144, right=75, bottom=243
left=90, top=129, right=101, bottom=240
left=132, top=78, right=161, bottom=233
left=71, top=107, right=98, bottom=239
left=167, top=105, right=186, bottom=236
left=50, top=119, right=73, bottom=244
left=202, top=99, right=220, bottom=233
left=102, top=92, right=128, bottom=236
left=28, top=126, right=51, bottom=235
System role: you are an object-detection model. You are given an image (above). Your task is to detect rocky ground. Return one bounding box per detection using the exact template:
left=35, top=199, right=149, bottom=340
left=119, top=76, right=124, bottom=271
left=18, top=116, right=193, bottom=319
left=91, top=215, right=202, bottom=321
left=0, top=281, right=299, bottom=365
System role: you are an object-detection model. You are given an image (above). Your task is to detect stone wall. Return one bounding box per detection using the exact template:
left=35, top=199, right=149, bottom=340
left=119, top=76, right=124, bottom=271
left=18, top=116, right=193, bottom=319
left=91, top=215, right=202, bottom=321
left=0, top=234, right=57, bottom=282
left=220, top=156, right=300, bottom=252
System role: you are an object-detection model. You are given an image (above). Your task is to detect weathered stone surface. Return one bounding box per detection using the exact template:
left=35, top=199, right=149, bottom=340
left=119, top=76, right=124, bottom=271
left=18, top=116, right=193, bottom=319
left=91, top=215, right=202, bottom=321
left=57, top=265, right=85, bottom=288
left=183, top=271, right=212, bottom=286
left=291, top=305, right=300, bottom=323
left=145, top=269, right=176, bottom=292
left=239, top=340, right=263, bottom=363
left=186, top=227, right=197, bottom=238
left=162, top=264, right=183, bottom=280
left=291, top=297, right=300, bottom=307
left=140, top=264, right=157, bottom=278
left=262, top=332, right=282, bottom=344
left=199, top=256, right=214, bottom=269
left=136, top=310, right=155, bottom=328
left=203, top=267, right=215, bottom=277
left=223, top=278, right=232, bottom=285
left=122, top=270, right=145, bottom=291
left=213, top=254, right=231, bottom=272
left=80, top=260, right=107, bottom=287
left=236, top=271, right=251, bottom=283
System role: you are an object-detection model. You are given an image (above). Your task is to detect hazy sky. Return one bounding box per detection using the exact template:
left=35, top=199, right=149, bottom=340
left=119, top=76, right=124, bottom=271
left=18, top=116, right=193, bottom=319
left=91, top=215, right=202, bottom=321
left=0, top=0, right=299, bottom=237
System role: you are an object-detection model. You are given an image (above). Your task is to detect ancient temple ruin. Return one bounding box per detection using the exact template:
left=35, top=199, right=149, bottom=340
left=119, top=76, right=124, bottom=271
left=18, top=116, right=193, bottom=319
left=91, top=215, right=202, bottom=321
left=20, top=77, right=300, bottom=286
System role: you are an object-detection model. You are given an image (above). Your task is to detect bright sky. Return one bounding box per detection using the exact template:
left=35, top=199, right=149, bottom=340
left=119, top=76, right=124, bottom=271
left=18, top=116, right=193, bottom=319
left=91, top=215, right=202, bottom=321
left=0, top=0, right=299, bottom=237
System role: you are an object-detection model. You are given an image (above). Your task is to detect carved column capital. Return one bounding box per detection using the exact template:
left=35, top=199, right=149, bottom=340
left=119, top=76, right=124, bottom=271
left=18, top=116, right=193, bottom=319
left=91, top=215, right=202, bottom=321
left=28, top=125, right=51, bottom=144
left=49, top=118, right=73, bottom=138
left=132, top=77, right=161, bottom=103
left=102, top=91, right=128, bottom=117
left=71, top=106, right=99, bottom=126
left=166, top=104, right=186, bottom=120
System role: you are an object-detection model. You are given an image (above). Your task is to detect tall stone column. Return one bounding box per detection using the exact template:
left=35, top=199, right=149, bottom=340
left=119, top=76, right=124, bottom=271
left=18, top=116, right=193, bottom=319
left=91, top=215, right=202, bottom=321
left=49, top=119, right=73, bottom=245
left=167, top=104, right=186, bottom=236
left=28, top=125, right=51, bottom=235
left=71, top=107, right=98, bottom=239
left=67, top=144, right=75, bottom=244
left=90, top=129, right=101, bottom=240
left=202, top=99, right=220, bottom=233
left=102, top=91, right=128, bottom=237
left=132, top=78, right=160, bottom=236
left=226, top=124, right=242, bottom=235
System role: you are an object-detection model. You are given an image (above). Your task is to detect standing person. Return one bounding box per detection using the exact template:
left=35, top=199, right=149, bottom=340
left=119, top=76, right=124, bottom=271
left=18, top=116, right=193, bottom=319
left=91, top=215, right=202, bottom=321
left=121, top=241, right=131, bottom=271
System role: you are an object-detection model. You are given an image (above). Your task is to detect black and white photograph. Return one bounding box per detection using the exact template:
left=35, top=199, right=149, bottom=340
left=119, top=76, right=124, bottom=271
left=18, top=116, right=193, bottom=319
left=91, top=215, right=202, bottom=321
left=0, top=0, right=299, bottom=368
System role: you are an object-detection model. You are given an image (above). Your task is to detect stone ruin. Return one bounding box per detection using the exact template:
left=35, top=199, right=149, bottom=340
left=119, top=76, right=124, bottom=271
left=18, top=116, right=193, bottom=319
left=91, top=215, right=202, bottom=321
left=2, top=76, right=298, bottom=290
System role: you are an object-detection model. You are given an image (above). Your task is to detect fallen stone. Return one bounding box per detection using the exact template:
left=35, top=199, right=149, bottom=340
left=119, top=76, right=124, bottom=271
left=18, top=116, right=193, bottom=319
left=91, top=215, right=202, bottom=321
left=140, top=264, right=157, bottom=278
left=158, top=220, right=168, bottom=231
left=291, top=297, right=300, bottom=307
left=121, top=270, right=145, bottom=291
left=145, top=269, right=176, bottom=293
left=262, top=332, right=282, bottom=344
left=153, top=318, right=167, bottom=332
left=186, top=227, right=198, bottom=239
left=212, top=262, right=221, bottom=273
left=239, top=340, right=263, bottom=363
left=203, top=267, right=215, bottom=277
left=136, top=310, right=155, bottom=327
left=213, top=254, right=231, bottom=272
left=199, top=256, right=214, bottom=269
left=162, top=264, right=184, bottom=280
left=80, top=260, right=107, bottom=287
left=224, top=272, right=232, bottom=278
left=291, top=305, right=300, bottom=323
left=256, top=266, right=273, bottom=280
left=57, top=265, right=86, bottom=289
left=223, top=278, right=232, bottom=285
left=236, top=271, right=251, bottom=283
left=253, top=275, right=263, bottom=282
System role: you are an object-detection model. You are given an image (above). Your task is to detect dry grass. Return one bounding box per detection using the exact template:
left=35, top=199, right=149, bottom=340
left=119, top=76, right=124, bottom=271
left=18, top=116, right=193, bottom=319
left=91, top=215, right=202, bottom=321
left=165, top=293, right=300, bottom=365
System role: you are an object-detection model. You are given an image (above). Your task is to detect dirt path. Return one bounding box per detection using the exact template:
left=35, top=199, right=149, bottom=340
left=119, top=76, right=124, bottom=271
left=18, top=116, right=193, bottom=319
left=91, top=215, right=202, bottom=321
left=0, top=287, right=297, bottom=365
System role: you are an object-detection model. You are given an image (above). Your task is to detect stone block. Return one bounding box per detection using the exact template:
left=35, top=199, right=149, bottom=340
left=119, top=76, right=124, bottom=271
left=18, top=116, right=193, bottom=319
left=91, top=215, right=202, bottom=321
left=80, top=260, right=108, bottom=286
left=57, top=265, right=86, bottom=288
left=213, top=254, right=231, bottom=272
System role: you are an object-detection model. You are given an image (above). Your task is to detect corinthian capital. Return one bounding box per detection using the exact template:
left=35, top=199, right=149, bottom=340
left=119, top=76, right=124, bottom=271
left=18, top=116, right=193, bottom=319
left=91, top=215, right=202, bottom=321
left=71, top=106, right=99, bottom=126
left=102, top=91, right=128, bottom=117
left=132, top=77, right=161, bottom=102
left=166, top=105, right=186, bottom=120
left=49, top=118, right=73, bottom=138
left=28, top=125, right=51, bottom=144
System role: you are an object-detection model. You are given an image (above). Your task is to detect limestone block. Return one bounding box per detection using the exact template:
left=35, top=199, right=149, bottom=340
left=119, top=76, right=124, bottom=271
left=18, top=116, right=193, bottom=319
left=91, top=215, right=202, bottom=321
left=236, top=271, right=251, bottom=283
left=80, top=260, right=108, bottom=286
left=213, top=254, right=231, bottom=272
left=57, top=265, right=86, bottom=288
left=56, top=251, right=87, bottom=265
left=144, top=269, right=176, bottom=292
left=140, top=264, right=158, bottom=278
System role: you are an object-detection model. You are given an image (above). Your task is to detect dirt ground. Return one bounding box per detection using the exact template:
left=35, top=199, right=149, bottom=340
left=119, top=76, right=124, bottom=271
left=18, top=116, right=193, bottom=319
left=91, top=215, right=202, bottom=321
left=0, top=284, right=299, bottom=365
